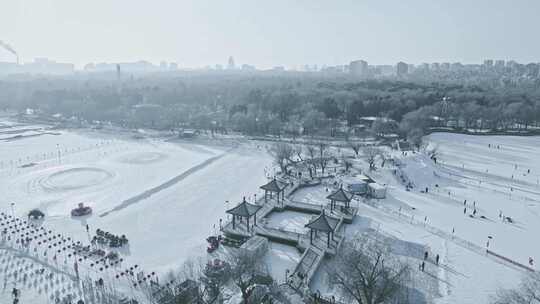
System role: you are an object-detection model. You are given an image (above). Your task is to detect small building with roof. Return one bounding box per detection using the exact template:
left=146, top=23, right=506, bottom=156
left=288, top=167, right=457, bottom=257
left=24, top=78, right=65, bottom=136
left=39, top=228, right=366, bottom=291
left=326, top=186, right=353, bottom=211
left=305, top=210, right=339, bottom=247
left=225, top=197, right=262, bottom=233
left=368, top=183, right=387, bottom=199
left=260, top=178, right=287, bottom=205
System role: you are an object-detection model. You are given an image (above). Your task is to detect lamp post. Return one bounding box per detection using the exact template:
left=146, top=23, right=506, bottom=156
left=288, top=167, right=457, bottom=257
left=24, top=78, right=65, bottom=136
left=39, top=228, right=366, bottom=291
left=56, top=144, right=61, bottom=163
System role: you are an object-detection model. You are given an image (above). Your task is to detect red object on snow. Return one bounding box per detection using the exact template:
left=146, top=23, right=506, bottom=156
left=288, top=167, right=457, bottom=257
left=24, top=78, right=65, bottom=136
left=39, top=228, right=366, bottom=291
left=71, top=203, right=92, bottom=217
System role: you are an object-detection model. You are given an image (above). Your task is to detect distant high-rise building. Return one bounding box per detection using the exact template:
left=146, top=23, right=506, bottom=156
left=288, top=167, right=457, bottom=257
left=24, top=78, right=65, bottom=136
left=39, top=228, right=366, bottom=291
left=450, top=62, right=463, bottom=71
left=396, top=61, right=408, bottom=76
left=349, top=60, right=368, bottom=76
left=525, top=63, right=539, bottom=77
left=506, top=60, right=518, bottom=68
left=431, top=62, right=440, bottom=70
left=22, top=58, right=74, bottom=75
left=495, top=60, right=505, bottom=68
left=169, top=62, right=178, bottom=70
left=483, top=59, right=494, bottom=67
left=420, top=63, right=430, bottom=70
left=441, top=62, right=450, bottom=70
left=227, top=56, right=235, bottom=70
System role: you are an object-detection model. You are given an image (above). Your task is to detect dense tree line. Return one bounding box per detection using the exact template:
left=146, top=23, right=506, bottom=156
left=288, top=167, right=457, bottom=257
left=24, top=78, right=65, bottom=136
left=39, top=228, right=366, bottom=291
left=1, top=73, right=539, bottom=138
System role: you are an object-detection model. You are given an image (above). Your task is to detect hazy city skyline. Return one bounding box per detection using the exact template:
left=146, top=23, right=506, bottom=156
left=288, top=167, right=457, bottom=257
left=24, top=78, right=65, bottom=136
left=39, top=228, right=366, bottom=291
left=2, top=0, right=540, bottom=68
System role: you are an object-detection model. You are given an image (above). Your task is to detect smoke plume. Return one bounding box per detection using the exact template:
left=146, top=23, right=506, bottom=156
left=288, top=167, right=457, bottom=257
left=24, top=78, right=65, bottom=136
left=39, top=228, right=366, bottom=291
left=0, top=40, right=17, bottom=56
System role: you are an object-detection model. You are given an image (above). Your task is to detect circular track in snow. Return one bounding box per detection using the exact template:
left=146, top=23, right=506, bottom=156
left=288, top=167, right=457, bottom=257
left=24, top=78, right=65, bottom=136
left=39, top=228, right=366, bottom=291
left=116, top=152, right=168, bottom=164
left=40, top=167, right=114, bottom=192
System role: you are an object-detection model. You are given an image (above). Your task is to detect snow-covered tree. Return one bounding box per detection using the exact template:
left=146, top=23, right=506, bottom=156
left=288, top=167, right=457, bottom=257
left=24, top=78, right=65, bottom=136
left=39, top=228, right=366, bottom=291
left=270, top=142, right=294, bottom=174
left=491, top=273, right=540, bottom=304
left=326, top=235, right=411, bottom=304
left=363, top=146, right=381, bottom=171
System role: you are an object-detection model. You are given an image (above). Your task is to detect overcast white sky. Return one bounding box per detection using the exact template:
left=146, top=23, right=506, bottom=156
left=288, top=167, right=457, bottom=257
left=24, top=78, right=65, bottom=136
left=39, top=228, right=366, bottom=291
left=1, top=0, right=539, bottom=68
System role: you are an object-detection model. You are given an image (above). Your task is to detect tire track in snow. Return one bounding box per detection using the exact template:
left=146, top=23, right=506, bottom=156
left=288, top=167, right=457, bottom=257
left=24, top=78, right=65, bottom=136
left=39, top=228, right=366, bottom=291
left=99, top=151, right=228, bottom=217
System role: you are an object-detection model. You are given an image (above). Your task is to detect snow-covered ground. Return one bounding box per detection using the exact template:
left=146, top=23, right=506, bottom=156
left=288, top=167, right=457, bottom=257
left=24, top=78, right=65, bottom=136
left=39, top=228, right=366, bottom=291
left=289, top=133, right=540, bottom=303
left=2, top=118, right=539, bottom=304
left=264, top=211, right=312, bottom=234
left=0, top=119, right=272, bottom=303
left=363, top=133, right=540, bottom=303
left=264, top=242, right=302, bottom=285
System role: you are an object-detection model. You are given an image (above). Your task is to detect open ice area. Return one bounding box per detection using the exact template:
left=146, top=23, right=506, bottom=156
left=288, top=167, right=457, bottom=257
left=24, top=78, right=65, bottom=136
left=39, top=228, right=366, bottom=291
left=264, top=211, right=312, bottom=235
left=0, top=119, right=273, bottom=302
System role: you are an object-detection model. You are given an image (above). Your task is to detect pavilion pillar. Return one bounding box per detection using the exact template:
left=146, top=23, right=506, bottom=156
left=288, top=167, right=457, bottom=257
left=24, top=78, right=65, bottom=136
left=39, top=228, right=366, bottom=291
left=265, top=190, right=268, bottom=203
left=254, top=213, right=257, bottom=226
left=310, top=230, right=313, bottom=244
left=327, top=233, right=330, bottom=247
left=247, top=217, right=250, bottom=233
left=232, top=216, right=236, bottom=230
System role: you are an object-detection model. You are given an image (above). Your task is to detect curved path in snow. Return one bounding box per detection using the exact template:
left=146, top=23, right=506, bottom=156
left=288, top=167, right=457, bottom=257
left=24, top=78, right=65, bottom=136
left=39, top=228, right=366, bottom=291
left=99, top=151, right=229, bottom=217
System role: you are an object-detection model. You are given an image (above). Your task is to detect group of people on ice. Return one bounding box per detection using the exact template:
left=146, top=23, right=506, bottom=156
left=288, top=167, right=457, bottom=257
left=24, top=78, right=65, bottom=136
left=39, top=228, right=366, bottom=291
left=419, top=250, right=440, bottom=272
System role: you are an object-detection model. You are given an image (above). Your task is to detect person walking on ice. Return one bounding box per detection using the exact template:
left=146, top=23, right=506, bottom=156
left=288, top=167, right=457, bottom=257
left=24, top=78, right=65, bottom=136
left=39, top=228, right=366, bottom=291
left=436, top=254, right=440, bottom=265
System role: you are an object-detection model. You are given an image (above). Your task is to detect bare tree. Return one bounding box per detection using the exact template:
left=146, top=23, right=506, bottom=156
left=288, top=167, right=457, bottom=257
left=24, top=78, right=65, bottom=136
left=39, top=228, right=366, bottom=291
left=363, top=146, right=381, bottom=171
left=407, top=128, right=424, bottom=150
left=229, top=250, right=267, bottom=304
left=341, top=155, right=353, bottom=172
left=294, top=144, right=304, bottom=162
left=423, top=143, right=439, bottom=163
left=152, top=257, right=228, bottom=304
left=491, top=272, right=540, bottom=304
left=327, top=235, right=411, bottom=304
left=379, top=151, right=390, bottom=168
left=305, top=143, right=318, bottom=178
left=317, top=142, right=331, bottom=175
left=200, top=259, right=231, bottom=303
left=270, top=142, right=294, bottom=175
left=348, top=139, right=362, bottom=157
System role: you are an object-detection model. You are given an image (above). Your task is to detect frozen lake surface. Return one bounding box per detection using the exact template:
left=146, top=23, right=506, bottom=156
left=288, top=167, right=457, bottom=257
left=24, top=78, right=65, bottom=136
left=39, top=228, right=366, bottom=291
left=264, top=210, right=312, bottom=234
left=0, top=119, right=272, bottom=303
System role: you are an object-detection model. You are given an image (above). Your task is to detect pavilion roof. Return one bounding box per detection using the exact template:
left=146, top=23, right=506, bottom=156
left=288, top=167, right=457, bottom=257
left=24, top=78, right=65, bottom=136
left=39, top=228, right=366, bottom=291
left=226, top=198, right=262, bottom=217
left=326, top=186, right=352, bottom=203
left=305, top=210, right=338, bottom=233
left=260, top=178, right=286, bottom=192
